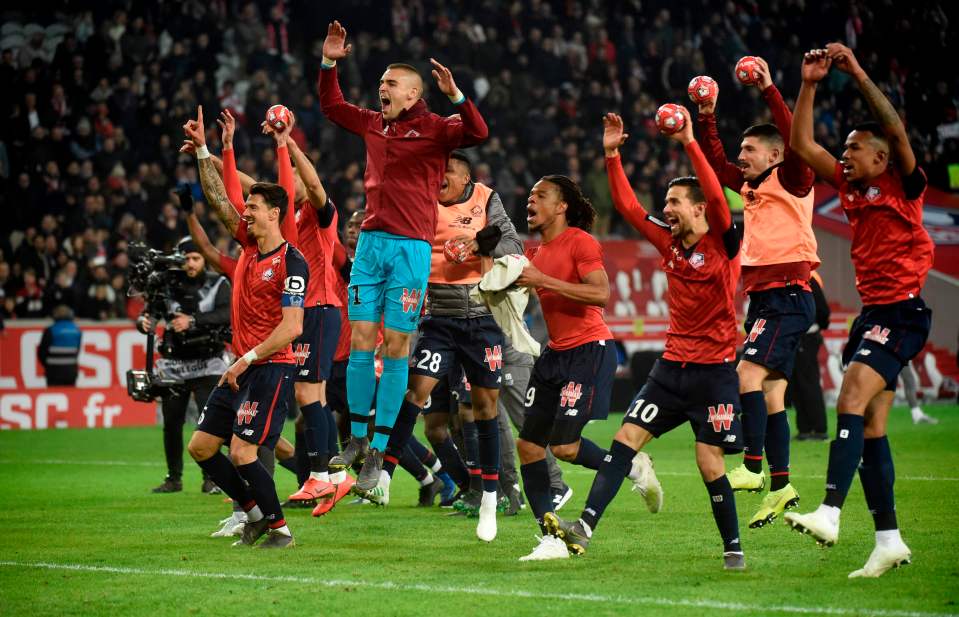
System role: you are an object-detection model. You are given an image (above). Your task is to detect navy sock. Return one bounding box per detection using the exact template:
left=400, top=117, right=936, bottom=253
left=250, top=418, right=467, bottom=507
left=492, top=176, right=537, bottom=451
left=371, top=357, right=409, bottom=451
left=278, top=456, right=298, bottom=475
left=432, top=435, right=469, bottom=490
left=346, top=350, right=376, bottom=438
left=398, top=446, right=428, bottom=482
left=384, top=399, right=422, bottom=466
left=824, top=413, right=865, bottom=509
left=572, top=437, right=606, bottom=470
left=407, top=435, right=439, bottom=470
left=462, top=419, right=481, bottom=491
left=859, top=436, right=898, bottom=531
left=476, top=418, right=500, bottom=493
left=301, top=401, right=327, bottom=472
left=740, top=391, right=767, bottom=473
left=237, top=460, right=285, bottom=528
left=766, top=410, right=790, bottom=491
left=580, top=440, right=635, bottom=531
left=325, top=408, right=339, bottom=457
left=196, top=452, right=252, bottom=504
left=293, top=430, right=309, bottom=486
left=520, top=459, right=553, bottom=533
left=705, top=475, right=741, bottom=553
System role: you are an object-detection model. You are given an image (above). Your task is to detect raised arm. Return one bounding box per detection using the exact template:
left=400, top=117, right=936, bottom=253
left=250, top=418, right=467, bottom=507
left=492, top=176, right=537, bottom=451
left=184, top=106, right=243, bottom=239
left=186, top=212, right=225, bottom=275
left=288, top=138, right=333, bottom=225
left=827, top=42, right=916, bottom=175
left=318, top=21, right=378, bottom=135
left=431, top=58, right=489, bottom=147
left=761, top=83, right=816, bottom=196
left=603, top=113, right=673, bottom=254
left=217, top=110, right=256, bottom=210
left=790, top=50, right=840, bottom=186
left=693, top=86, right=745, bottom=190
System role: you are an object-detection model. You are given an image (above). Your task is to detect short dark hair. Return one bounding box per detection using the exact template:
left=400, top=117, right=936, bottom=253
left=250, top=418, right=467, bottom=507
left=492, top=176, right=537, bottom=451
left=249, top=182, right=288, bottom=221
left=540, top=174, right=596, bottom=232
left=386, top=62, right=422, bottom=79
left=742, top=123, right=784, bottom=147
left=449, top=150, right=473, bottom=175
left=667, top=176, right=706, bottom=204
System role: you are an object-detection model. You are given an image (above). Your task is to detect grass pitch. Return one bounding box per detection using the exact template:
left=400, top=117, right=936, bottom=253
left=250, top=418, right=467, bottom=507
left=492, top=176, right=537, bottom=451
left=1, top=405, right=957, bottom=617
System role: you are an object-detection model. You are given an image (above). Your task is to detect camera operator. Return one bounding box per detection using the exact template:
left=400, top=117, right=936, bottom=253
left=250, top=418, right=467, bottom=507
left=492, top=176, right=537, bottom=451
left=137, top=235, right=232, bottom=494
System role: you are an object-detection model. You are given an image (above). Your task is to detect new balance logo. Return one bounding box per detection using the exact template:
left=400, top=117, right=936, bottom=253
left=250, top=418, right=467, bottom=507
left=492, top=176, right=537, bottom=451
left=242, top=429, right=254, bottom=436
left=294, top=343, right=311, bottom=366
left=560, top=382, right=583, bottom=408
left=747, top=319, right=766, bottom=343
left=712, top=495, right=724, bottom=503
left=745, top=348, right=758, bottom=355
left=564, top=409, right=579, bottom=417
left=236, top=401, right=259, bottom=425
left=723, top=434, right=737, bottom=443
left=839, top=429, right=849, bottom=439
left=863, top=325, right=890, bottom=345
left=453, top=215, right=473, bottom=226
left=707, top=403, right=735, bottom=432
left=401, top=288, right=421, bottom=313
left=484, top=345, right=503, bottom=371
left=603, top=454, right=612, bottom=463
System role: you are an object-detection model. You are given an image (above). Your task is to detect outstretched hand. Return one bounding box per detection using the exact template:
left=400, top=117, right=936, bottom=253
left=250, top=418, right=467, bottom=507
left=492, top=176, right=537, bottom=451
left=323, top=21, right=353, bottom=60
left=826, top=42, right=865, bottom=80
left=430, top=58, right=459, bottom=98
left=801, top=49, right=832, bottom=84
left=603, top=113, right=629, bottom=155
left=217, top=110, right=235, bottom=149
left=753, top=56, right=773, bottom=91
left=665, top=106, right=694, bottom=145
left=261, top=109, right=295, bottom=146
left=183, top=106, right=206, bottom=147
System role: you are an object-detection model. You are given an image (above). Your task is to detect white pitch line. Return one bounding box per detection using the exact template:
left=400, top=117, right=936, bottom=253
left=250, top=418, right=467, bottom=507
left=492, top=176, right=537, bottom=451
left=1, top=459, right=958, bottom=482
left=0, top=561, right=953, bottom=617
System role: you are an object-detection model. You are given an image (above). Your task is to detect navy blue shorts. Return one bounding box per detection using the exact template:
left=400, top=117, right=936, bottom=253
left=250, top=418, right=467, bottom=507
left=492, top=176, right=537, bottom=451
left=420, top=369, right=468, bottom=415
left=326, top=359, right=348, bottom=414
left=197, top=363, right=295, bottom=449
left=742, top=286, right=815, bottom=379
left=842, top=297, right=932, bottom=390
left=624, top=359, right=744, bottom=454
left=410, top=315, right=504, bottom=390
left=294, top=305, right=341, bottom=383
left=519, top=339, right=617, bottom=448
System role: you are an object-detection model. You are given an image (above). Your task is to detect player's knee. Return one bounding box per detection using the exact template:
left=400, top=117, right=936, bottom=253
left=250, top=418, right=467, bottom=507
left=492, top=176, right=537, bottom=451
left=187, top=436, right=214, bottom=461
left=517, top=438, right=545, bottom=463
left=425, top=423, right=448, bottom=445
left=382, top=332, right=411, bottom=358
left=736, top=361, right=767, bottom=392
left=549, top=442, right=578, bottom=462
left=695, top=446, right=725, bottom=481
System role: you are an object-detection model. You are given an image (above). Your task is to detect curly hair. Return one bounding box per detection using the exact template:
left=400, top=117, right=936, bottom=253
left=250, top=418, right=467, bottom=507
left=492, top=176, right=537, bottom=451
left=540, top=174, right=596, bottom=232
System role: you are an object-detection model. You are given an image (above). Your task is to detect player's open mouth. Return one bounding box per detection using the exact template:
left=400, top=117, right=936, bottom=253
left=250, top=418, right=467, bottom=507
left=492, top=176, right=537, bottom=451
left=841, top=161, right=854, bottom=176
left=526, top=205, right=537, bottom=222
left=664, top=215, right=679, bottom=229
left=380, top=96, right=391, bottom=111
left=441, top=179, right=449, bottom=191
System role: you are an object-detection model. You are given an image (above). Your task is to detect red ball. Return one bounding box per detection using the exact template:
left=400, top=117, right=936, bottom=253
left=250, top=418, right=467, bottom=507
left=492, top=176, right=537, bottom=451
left=443, top=238, right=470, bottom=264
left=265, top=104, right=292, bottom=130
left=735, top=56, right=761, bottom=85
left=655, top=104, right=686, bottom=135
left=687, top=75, right=718, bottom=104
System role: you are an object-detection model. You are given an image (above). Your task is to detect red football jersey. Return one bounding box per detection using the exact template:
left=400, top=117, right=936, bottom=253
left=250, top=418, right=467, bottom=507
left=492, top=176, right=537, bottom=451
left=231, top=240, right=309, bottom=364
left=218, top=254, right=238, bottom=280
left=607, top=148, right=741, bottom=364
left=318, top=203, right=343, bottom=308
left=527, top=227, right=613, bottom=351
left=833, top=163, right=934, bottom=305
left=294, top=200, right=341, bottom=307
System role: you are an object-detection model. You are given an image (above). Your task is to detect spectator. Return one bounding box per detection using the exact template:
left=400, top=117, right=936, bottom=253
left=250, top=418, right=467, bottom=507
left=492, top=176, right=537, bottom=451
left=38, top=304, right=82, bottom=386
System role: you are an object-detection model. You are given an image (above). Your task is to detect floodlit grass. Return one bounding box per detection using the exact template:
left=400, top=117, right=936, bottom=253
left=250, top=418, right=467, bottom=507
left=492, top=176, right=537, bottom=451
left=1, top=405, right=957, bottom=616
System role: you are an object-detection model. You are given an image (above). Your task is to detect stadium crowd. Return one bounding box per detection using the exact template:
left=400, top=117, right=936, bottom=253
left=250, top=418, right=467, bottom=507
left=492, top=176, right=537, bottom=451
left=1, top=0, right=956, bottom=322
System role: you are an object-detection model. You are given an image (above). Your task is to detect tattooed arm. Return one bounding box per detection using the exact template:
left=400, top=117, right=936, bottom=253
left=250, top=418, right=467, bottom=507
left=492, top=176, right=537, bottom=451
left=183, top=106, right=244, bottom=240
left=827, top=43, right=916, bottom=175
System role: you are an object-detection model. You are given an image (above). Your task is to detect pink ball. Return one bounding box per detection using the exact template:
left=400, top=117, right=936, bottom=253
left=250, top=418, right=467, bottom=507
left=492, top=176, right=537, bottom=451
left=735, top=56, right=761, bottom=85
left=687, top=75, right=718, bottom=104
left=265, top=104, right=292, bottom=130
left=655, top=104, right=686, bottom=135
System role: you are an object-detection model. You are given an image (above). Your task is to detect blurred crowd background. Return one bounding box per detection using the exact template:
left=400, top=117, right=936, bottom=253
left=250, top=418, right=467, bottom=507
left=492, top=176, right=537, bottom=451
left=1, top=0, right=956, bottom=321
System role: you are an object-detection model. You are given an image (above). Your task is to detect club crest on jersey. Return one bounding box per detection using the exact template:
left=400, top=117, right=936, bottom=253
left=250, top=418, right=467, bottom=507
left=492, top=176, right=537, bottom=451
left=484, top=345, right=503, bottom=371
left=707, top=403, right=735, bottom=432
left=294, top=343, right=311, bottom=366
left=865, top=186, right=881, bottom=201
left=401, top=288, right=422, bottom=313
left=747, top=318, right=766, bottom=343
left=689, top=252, right=705, bottom=269
left=863, top=325, right=890, bottom=345
left=262, top=267, right=275, bottom=282
left=236, top=401, right=259, bottom=425
left=471, top=205, right=483, bottom=216
left=405, top=129, right=420, bottom=138
left=560, top=381, right=583, bottom=408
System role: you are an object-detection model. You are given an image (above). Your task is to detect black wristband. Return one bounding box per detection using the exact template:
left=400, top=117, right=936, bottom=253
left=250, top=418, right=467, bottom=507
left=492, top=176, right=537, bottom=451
left=475, top=225, right=502, bottom=256
left=176, top=185, right=194, bottom=213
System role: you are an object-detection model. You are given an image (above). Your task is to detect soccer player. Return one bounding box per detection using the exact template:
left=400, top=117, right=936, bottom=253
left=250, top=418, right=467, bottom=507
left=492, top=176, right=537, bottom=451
left=514, top=171, right=658, bottom=561
left=544, top=111, right=744, bottom=569
left=363, top=151, right=521, bottom=541
left=318, top=21, right=489, bottom=491
left=183, top=107, right=308, bottom=549
left=215, top=110, right=343, bottom=508
left=783, top=45, right=934, bottom=578
left=695, top=56, right=819, bottom=528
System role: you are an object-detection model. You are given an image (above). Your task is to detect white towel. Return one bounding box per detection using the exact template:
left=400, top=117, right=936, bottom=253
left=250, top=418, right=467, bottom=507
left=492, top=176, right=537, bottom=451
left=470, top=254, right=541, bottom=357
